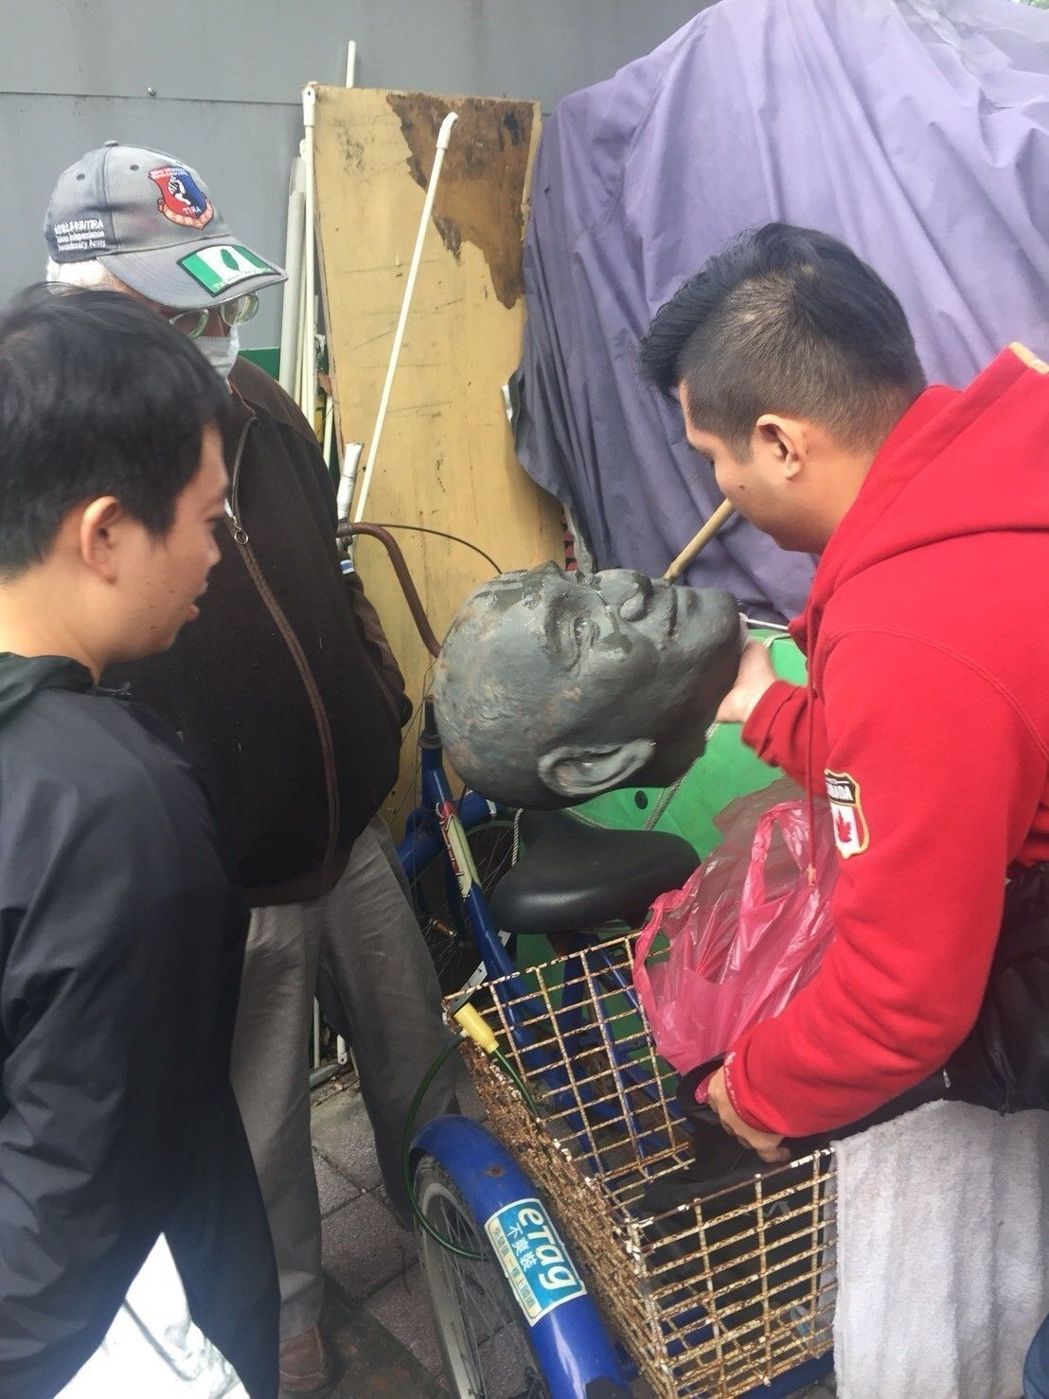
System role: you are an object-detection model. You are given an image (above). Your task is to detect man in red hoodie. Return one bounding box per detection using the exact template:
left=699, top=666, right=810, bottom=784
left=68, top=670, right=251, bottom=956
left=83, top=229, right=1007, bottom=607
left=638, top=223, right=1049, bottom=1166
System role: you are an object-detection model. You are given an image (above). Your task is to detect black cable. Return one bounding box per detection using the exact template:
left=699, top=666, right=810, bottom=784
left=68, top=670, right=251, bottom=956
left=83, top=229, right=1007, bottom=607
left=366, top=522, right=502, bottom=575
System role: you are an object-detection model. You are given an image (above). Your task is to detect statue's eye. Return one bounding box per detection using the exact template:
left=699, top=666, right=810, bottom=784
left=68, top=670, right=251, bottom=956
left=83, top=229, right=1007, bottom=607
left=556, top=610, right=594, bottom=663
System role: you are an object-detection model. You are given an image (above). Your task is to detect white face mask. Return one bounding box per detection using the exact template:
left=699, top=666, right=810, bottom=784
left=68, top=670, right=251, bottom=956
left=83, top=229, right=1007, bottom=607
left=195, top=326, right=240, bottom=382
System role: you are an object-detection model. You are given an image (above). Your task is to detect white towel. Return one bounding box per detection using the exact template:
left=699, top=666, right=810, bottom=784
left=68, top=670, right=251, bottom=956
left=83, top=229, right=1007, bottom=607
left=833, top=1100, right=1049, bottom=1399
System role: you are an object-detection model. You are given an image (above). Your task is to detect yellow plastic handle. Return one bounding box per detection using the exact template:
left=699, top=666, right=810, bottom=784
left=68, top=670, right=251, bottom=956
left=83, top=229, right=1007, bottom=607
left=453, top=1004, right=498, bottom=1055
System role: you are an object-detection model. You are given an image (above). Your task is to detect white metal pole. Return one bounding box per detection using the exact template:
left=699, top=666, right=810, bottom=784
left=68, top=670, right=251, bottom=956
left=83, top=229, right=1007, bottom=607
left=337, top=442, right=364, bottom=521
left=300, top=84, right=319, bottom=430
left=294, top=233, right=308, bottom=407
left=354, top=111, right=459, bottom=523
left=345, top=40, right=357, bottom=88
left=322, top=391, right=334, bottom=474
left=278, top=152, right=306, bottom=396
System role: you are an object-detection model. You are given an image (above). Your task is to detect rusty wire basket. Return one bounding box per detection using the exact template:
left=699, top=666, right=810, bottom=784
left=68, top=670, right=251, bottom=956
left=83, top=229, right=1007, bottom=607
left=454, top=933, right=837, bottom=1398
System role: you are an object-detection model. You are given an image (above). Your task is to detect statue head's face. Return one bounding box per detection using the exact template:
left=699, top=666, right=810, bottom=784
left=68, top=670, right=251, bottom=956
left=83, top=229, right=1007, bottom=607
left=433, top=562, right=743, bottom=808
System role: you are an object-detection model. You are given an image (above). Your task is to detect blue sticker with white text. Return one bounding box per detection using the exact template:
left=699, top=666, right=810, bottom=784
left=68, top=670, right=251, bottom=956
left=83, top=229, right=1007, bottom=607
left=485, top=1197, right=586, bottom=1324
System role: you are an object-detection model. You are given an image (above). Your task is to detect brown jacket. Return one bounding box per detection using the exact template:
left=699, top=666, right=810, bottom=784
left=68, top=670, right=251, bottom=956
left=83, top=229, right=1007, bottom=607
left=104, top=358, right=407, bottom=905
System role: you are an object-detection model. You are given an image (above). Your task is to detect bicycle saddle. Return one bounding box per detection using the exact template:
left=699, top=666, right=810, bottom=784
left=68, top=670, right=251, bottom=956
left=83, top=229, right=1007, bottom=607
left=488, top=809, right=699, bottom=937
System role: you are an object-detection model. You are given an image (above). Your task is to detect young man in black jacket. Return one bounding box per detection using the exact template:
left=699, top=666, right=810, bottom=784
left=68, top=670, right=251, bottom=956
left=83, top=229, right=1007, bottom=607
left=0, top=287, right=279, bottom=1396
left=45, top=144, right=458, bottom=1392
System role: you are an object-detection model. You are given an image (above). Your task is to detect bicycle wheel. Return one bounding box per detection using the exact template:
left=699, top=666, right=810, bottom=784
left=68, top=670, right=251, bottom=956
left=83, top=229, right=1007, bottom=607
left=415, top=1155, right=549, bottom=1399
left=409, top=816, right=517, bottom=998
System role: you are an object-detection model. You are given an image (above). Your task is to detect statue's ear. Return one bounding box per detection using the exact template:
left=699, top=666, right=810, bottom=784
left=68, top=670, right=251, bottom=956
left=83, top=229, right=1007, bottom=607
left=537, top=738, right=655, bottom=799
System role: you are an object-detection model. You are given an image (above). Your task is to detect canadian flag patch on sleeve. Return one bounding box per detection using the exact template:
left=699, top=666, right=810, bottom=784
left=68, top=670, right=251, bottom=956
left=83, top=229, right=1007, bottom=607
left=825, top=770, right=869, bottom=857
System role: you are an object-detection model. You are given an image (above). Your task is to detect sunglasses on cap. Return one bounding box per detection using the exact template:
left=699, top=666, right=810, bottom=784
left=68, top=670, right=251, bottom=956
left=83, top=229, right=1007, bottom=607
left=167, top=292, right=259, bottom=340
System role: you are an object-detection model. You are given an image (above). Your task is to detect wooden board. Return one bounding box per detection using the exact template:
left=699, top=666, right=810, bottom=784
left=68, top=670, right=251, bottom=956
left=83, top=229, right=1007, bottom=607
left=313, top=85, right=562, bottom=832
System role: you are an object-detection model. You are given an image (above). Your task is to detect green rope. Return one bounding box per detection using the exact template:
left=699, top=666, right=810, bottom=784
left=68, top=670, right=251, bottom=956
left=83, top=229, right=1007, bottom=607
left=401, top=1032, right=541, bottom=1258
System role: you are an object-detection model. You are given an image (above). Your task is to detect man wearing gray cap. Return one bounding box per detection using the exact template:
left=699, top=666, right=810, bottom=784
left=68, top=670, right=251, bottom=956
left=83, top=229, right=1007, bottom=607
left=45, top=142, right=457, bottom=1395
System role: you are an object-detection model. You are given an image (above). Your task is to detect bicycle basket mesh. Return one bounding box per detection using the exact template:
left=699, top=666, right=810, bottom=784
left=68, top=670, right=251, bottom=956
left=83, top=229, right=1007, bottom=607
left=449, top=933, right=836, bottom=1398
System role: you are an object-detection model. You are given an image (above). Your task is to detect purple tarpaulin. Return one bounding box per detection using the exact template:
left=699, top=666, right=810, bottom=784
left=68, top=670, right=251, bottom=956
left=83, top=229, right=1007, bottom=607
left=513, top=0, right=1049, bottom=619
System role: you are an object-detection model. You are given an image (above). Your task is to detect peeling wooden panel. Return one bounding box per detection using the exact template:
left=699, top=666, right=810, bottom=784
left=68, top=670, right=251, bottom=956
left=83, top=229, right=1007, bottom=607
left=386, top=92, right=534, bottom=309
left=313, top=84, right=561, bottom=833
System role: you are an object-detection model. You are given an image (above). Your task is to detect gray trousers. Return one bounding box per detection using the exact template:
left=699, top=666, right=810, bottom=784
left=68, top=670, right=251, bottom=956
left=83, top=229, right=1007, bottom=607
left=229, top=815, right=457, bottom=1338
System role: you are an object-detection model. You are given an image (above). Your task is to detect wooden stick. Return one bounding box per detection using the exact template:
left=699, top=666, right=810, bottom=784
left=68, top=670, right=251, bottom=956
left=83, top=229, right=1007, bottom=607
left=662, top=499, right=736, bottom=581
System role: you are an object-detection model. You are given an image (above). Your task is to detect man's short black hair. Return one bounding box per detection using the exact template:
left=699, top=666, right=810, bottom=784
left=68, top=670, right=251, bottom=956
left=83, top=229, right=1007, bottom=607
left=638, top=223, right=926, bottom=455
left=0, top=284, right=232, bottom=578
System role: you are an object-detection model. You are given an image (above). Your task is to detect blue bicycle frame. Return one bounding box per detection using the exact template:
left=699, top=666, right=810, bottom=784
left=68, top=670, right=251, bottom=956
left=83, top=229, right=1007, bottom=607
left=399, top=698, right=678, bottom=1160
left=398, top=698, right=516, bottom=980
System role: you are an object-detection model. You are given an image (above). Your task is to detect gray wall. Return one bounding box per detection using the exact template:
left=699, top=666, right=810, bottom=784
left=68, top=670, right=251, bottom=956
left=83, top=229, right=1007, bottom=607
left=2, top=0, right=711, bottom=347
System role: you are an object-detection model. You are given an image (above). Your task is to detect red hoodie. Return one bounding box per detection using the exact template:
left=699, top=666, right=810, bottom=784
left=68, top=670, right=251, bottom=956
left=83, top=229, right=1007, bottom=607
left=723, top=344, right=1049, bottom=1137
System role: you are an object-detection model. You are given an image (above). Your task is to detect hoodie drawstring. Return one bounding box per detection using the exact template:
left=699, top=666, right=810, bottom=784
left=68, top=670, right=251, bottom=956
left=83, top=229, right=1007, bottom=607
left=805, top=614, right=818, bottom=887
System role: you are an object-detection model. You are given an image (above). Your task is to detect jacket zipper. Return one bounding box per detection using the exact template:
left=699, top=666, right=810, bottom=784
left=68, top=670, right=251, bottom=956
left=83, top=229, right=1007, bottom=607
left=225, top=414, right=341, bottom=875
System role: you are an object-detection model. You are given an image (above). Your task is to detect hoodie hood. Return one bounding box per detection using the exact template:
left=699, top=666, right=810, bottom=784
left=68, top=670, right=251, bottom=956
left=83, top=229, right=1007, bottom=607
left=797, top=343, right=1049, bottom=649
left=0, top=654, right=93, bottom=728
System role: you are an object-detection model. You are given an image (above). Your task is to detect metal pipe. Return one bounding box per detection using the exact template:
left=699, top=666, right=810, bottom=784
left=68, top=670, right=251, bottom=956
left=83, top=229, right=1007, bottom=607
left=340, top=522, right=442, bottom=657
left=309, top=1063, right=341, bottom=1090
left=354, top=111, right=459, bottom=522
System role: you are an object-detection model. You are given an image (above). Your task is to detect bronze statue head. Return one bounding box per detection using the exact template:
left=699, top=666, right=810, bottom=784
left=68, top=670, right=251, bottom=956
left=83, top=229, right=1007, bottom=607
left=434, top=562, right=742, bottom=808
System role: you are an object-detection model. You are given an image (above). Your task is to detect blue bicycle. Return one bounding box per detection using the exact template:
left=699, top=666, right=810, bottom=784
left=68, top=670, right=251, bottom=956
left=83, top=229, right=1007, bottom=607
left=350, top=525, right=837, bottom=1399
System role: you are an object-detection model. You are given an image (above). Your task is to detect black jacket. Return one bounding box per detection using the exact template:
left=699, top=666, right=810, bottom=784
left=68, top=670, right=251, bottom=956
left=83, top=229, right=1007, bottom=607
left=0, top=656, right=278, bottom=1397
left=105, top=360, right=405, bottom=906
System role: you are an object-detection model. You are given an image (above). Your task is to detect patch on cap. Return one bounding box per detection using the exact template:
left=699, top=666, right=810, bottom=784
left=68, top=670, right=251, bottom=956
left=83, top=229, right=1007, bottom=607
left=51, top=216, right=108, bottom=256
left=178, top=244, right=281, bottom=297
left=148, top=164, right=214, bottom=230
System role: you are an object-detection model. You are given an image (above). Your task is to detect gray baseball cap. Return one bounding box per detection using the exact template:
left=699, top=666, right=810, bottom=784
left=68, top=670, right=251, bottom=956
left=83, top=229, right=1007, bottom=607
left=45, top=141, right=287, bottom=310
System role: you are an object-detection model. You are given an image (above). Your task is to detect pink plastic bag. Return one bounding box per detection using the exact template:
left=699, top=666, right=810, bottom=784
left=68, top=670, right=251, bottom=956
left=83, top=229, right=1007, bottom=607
left=633, top=777, right=838, bottom=1081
